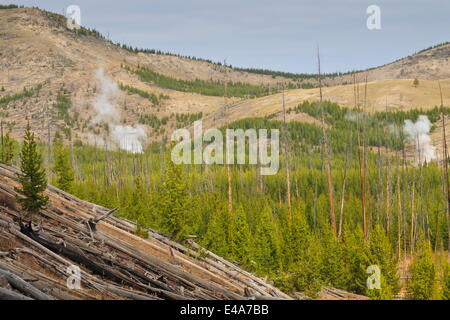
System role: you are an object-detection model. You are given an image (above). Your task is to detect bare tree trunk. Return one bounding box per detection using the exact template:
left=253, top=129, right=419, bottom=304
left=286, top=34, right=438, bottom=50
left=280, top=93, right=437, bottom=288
left=397, top=170, right=403, bottom=260
left=317, top=48, right=336, bottom=234
left=282, top=84, right=292, bottom=217
left=410, top=183, right=415, bottom=254
left=439, top=80, right=450, bottom=252
left=0, top=121, right=3, bottom=162
left=0, top=269, right=54, bottom=300
left=362, top=75, right=369, bottom=241
left=224, top=61, right=233, bottom=213
left=354, top=74, right=367, bottom=242
left=385, top=97, right=391, bottom=233
left=338, top=133, right=351, bottom=239
left=386, top=163, right=391, bottom=233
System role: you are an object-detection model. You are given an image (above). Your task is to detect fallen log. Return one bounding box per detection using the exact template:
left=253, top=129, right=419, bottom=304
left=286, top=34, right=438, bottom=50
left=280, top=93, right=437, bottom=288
left=0, top=268, right=54, bottom=300
left=0, top=258, right=95, bottom=300
left=88, top=207, right=119, bottom=231
left=319, top=286, right=368, bottom=300
left=95, top=284, right=160, bottom=300
left=0, top=287, right=33, bottom=300
left=9, top=228, right=107, bottom=294
left=0, top=275, right=11, bottom=289
left=252, top=295, right=289, bottom=300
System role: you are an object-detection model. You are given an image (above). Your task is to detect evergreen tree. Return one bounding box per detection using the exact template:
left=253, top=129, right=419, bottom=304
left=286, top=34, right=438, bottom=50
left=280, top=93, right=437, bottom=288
left=341, top=228, right=371, bottom=294
left=367, top=224, right=400, bottom=299
left=408, top=237, right=438, bottom=300
left=204, top=206, right=228, bottom=258
left=320, top=230, right=346, bottom=288
left=228, top=205, right=252, bottom=266
left=281, top=203, right=309, bottom=270
left=253, top=205, right=281, bottom=275
left=158, top=159, right=189, bottom=240
left=0, top=131, right=15, bottom=165
left=276, top=233, right=323, bottom=297
left=15, top=123, right=49, bottom=219
left=52, top=132, right=74, bottom=192
left=126, top=175, right=148, bottom=237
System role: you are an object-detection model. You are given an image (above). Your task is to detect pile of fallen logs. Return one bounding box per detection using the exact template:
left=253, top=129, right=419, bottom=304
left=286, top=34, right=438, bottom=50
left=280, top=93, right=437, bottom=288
left=317, top=287, right=369, bottom=300
left=0, top=164, right=292, bottom=300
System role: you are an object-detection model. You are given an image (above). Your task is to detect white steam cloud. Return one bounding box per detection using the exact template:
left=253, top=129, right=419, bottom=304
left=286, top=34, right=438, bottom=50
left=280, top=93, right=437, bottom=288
left=92, top=68, right=147, bottom=153
left=111, top=125, right=147, bottom=153
left=403, top=115, right=436, bottom=164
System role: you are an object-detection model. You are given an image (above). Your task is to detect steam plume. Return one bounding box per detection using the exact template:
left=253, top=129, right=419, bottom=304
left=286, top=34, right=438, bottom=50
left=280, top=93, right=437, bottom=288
left=92, top=68, right=147, bottom=153
left=403, top=115, right=436, bottom=164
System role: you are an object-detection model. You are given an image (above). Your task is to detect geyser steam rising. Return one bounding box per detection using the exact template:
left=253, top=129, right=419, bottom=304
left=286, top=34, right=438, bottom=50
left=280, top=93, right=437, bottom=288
left=93, top=68, right=147, bottom=153
left=403, top=115, right=436, bottom=164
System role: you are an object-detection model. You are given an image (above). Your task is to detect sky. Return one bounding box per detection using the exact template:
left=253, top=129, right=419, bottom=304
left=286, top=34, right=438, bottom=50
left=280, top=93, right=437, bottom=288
left=5, top=0, right=450, bottom=74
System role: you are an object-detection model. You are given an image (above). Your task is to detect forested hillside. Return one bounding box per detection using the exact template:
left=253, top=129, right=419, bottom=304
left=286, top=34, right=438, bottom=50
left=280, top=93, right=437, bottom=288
left=1, top=99, right=448, bottom=299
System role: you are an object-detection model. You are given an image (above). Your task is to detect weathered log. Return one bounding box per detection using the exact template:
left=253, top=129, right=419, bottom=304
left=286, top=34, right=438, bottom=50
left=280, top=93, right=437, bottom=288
left=9, top=228, right=106, bottom=294
left=12, top=249, right=123, bottom=300
left=0, top=259, right=89, bottom=300
left=88, top=207, right=119, bottom=230
left=95, top=284, right=159, bottom=300
left=0, top=268, right=54, bottom=300
left=252, top=295, right=289, bottom=300
left=292, top=292, right=312, bottom=300
left=320, top=286, right=368, bottom=300
left=0, top=275, right=11, bottom=289
left=0, top=287, right=33, bottom=300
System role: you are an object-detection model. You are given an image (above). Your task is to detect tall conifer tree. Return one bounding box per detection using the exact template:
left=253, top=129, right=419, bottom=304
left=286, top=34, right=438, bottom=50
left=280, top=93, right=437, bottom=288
left=159, top=159, right=188, bottom=240
left=228, top=205, right=252, bottom=266
left=52, top=132, right=74, bottom=192
left=408, top=237, right=438, bottom=300
left=15, top=123, right=49, bottom=219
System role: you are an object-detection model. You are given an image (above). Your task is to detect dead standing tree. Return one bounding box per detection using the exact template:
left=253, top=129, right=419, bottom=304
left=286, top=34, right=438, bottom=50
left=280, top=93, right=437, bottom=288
left=223, top=60, right=233, bottom=213
left=354, top=74, right=368, bottom=242
left=438, top=80, right=450, bottom=252
left=281, top=82, right=292, bottom=217
left=317, top=48, right=336, bottom=235
left=338, top=132, right=352, bottom=239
